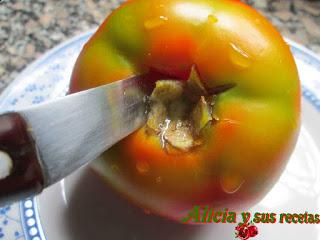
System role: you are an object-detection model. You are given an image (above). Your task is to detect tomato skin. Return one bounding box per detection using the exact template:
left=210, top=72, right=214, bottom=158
left=70, top=0, right=300, bottom=221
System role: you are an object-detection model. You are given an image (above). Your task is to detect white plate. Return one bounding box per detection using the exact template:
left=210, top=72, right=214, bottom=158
left=1, top=30, right=320, bottom=240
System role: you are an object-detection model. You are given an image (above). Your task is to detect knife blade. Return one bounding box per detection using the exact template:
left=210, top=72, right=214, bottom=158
left=0, top=75, right=149, bottom=205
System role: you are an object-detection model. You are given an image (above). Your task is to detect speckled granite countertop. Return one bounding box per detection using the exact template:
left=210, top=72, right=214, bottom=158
left=1, top=0, right=320, bottom=93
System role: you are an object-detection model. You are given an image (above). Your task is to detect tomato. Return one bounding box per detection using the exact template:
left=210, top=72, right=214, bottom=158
left=69, top=0, right=300, bottom=221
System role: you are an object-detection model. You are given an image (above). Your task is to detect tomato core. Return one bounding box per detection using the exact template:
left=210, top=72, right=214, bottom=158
left=145, top=65, right=225, bottom=153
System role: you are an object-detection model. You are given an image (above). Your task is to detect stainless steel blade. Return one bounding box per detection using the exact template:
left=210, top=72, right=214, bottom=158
left=19, top=76, right=147, bottom=187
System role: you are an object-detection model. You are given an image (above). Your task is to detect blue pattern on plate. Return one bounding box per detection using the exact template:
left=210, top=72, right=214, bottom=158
left=0, top=205, right=23, bottom=239
left=0, top=31, right=319, bottom=240
left=19, top=199, right=45, bottom=240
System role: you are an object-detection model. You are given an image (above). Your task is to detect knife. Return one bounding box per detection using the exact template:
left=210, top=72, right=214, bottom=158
left=0, top=75, right=151, bottom=206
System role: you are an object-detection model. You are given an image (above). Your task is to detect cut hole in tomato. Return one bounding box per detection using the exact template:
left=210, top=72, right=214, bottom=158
left=145, top=65, right=232, bottom=152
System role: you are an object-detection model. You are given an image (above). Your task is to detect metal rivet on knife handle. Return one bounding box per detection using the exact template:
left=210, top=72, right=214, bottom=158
left=0, top=112, right=44, bottom=206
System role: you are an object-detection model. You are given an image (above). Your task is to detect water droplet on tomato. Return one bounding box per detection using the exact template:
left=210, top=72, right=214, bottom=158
left=207, top=14, right=218, bottom=24
left=144, top=16, right=168, bottom=30
left=220, top=172, right=244, bottom=194
left=229, top=43, right=251, bottom=69
left=159, top=119, right=171, bottom=149
left=156, top=176, right=162, bottom=184
left=136, top=161, right=150, bottom=174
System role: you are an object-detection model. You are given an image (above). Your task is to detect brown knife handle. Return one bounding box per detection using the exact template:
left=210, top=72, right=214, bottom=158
left=0, top=112, right=44, bottom=206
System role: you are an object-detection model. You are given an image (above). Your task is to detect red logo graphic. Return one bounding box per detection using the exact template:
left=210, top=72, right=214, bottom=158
left=235, top=222, right=258, bottom=240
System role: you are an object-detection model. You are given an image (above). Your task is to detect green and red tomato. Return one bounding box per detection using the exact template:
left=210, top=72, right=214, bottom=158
left=69, top=0, right=300, bottom=222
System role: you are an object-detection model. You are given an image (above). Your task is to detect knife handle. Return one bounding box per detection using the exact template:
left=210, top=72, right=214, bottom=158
left=0, top=113, right=44, bottom=206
